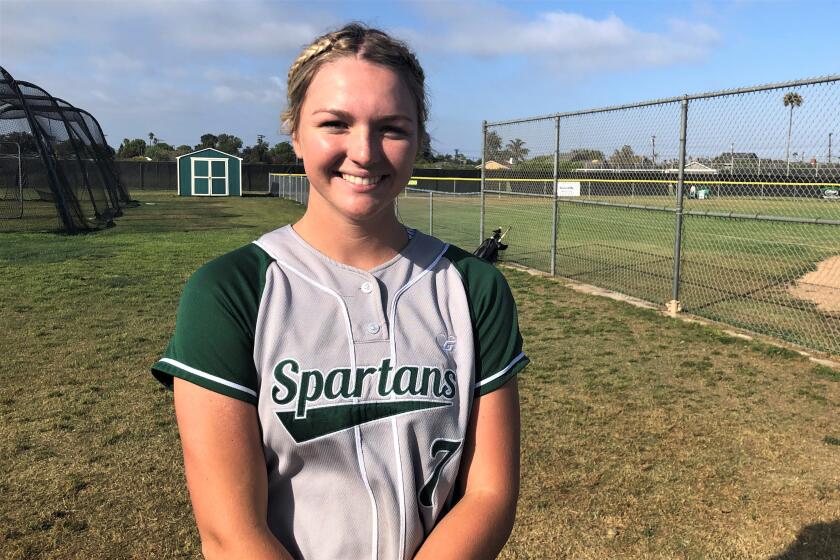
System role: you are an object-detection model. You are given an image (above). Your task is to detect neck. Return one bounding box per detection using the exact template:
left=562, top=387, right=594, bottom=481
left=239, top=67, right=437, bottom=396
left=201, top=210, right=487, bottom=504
left=293, top=198, right=408, bottom=271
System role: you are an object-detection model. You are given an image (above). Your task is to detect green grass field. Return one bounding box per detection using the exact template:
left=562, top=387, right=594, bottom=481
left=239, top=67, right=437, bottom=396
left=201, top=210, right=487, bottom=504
left=397, top=192, right=840, bottom=356
left=1, top=191, right=838, bottom=558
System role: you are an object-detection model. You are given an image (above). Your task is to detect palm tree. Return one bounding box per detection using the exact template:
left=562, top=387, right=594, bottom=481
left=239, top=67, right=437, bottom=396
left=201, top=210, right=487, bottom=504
left=505, top=138, right=529, bottom=164
left=783, top=92, right=803, bottom=174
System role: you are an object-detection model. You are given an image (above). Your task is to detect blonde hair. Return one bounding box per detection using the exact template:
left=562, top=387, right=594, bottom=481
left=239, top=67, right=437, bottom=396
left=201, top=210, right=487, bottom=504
left=282, top=23, right=428, bottom=142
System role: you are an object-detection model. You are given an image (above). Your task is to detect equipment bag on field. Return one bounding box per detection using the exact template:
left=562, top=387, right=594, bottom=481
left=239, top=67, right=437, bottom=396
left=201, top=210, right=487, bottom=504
left=474, top=227, right=510, bottom=263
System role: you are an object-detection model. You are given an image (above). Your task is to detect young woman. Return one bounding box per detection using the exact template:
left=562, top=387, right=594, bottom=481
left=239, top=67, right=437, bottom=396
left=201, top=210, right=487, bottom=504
left=152, top=23, right=528, bottom=560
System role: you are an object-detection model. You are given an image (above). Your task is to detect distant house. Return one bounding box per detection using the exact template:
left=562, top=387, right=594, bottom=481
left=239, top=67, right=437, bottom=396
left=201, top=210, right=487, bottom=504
left=665, top=161, right=718, bottom=174
left=476, top=160, right=511, bottom=170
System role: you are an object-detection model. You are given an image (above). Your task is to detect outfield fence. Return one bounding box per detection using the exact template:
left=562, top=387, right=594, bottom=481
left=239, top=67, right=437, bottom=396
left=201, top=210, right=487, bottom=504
left=480, top=75, right=840, bottom=355
left=267, top=75, right=840, bottom=356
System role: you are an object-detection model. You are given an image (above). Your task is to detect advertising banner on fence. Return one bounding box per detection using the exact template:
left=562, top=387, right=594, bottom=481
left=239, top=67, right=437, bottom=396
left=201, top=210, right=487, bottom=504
left=821, top=186, right=839, bottom=199
left=556, top=181, right=581, bottom=197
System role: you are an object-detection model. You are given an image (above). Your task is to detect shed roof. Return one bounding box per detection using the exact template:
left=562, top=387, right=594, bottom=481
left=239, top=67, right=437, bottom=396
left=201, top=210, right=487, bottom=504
left=176, top=147, right=243, bottom=160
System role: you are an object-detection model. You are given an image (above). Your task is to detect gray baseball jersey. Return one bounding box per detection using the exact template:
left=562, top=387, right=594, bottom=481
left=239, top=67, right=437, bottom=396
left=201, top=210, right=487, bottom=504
left=152, top=225, right=528, bottom=560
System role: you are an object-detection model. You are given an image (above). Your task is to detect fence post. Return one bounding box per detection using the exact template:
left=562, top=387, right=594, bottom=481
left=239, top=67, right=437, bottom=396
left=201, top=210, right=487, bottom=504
left=480, top=121, right=487, bottom=243
left=551, top=115, right=560, bottom=276
left=429, top=190, right=434, bottom=235
left=669, top=97, right=689, bottom=317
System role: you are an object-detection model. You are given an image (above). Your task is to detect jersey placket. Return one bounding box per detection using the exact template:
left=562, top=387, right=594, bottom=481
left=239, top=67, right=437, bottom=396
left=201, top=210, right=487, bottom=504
left=342, top=269, right=398, bottom=560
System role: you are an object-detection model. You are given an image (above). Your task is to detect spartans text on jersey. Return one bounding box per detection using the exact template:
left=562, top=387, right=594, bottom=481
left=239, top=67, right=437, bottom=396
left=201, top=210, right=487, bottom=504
left=271, top=357, right=457, bottom=442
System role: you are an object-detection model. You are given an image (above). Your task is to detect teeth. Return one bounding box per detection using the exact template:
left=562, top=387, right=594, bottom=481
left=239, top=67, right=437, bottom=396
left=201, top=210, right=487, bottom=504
left=341, top=173, right=381, bottom=186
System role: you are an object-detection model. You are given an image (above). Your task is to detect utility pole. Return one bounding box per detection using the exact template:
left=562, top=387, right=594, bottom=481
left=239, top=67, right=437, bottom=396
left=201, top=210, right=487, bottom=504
left=651, top=135, right=656, bottom=166
left=730, top=142, right=735, bottom=172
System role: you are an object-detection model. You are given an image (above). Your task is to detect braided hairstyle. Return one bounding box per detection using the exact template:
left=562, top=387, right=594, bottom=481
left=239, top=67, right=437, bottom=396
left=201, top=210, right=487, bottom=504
left=282, top=23, right=428, bottom=142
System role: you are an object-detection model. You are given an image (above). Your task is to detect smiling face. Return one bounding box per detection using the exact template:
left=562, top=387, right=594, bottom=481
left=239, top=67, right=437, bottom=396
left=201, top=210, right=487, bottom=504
left=292, top=56, right=419, bottom=227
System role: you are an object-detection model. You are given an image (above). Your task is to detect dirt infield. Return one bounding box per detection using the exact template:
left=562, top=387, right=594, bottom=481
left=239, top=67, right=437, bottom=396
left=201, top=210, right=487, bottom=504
left=790, top=255, right=840, bottom=313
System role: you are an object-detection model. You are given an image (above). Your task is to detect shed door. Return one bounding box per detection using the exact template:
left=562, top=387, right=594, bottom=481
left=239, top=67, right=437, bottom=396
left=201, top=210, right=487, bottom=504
left=192, top=158, right=229, bottom=196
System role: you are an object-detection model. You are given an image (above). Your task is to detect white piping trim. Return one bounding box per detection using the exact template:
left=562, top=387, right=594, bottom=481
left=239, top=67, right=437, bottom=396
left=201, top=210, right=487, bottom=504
left=355, top=424, right=378, bottom=560
left=252, top=241, right=379, bottom=560
left=387, top=243, right=450, bottom=364
left=157, top=357, right=257, bottom=397
left=387, top=241, right=449, bottom=560
left=391, top=416, right=405, bottom=560
left=474, top=351, right=527, bottom=389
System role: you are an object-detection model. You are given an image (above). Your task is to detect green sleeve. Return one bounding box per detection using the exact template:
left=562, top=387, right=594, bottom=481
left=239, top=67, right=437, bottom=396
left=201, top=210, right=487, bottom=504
left=444, top=245, right=530, bottom=396
left=151, top=244, right=272, bottom=405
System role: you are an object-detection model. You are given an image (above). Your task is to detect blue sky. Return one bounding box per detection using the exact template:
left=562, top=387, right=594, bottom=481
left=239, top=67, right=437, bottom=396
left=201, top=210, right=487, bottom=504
left=1, top=0, right=837, bottom=159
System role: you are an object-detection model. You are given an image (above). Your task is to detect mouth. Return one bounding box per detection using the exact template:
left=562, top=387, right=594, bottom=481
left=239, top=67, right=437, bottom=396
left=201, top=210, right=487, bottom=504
left=336, top=172, right=385, bottom=187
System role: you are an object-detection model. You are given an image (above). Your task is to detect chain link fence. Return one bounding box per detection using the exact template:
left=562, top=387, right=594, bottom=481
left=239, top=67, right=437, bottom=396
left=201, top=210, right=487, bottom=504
left=480, top=75, right=840, bottom=355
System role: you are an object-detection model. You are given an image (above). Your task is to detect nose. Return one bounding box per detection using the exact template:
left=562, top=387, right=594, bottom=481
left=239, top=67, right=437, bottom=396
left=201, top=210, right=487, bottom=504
left=347, top=127, right=381, bottom=167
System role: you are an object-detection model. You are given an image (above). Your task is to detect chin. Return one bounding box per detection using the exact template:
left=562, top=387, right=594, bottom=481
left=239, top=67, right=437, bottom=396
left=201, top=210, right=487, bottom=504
left=341, top=200, right=395, bottom=224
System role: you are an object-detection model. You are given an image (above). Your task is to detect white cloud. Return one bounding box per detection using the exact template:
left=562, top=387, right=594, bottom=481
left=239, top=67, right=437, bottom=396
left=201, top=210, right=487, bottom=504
left=173, top=19, right=324, bottom=54
left=410, top=4, right=721, bottom=72
left=211, top=85, right=238, bottom=103
left=205, top=68, right=285, bottom=104
left=90, top=52, right=146, bottom=74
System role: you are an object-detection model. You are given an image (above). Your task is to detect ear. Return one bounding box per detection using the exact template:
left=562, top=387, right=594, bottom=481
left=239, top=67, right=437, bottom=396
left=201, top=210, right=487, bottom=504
left=291, top=131, right=302, bottom=158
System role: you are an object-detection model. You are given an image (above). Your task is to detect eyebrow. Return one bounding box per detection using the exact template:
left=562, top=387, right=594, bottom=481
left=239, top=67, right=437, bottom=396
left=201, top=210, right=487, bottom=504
left=312, top=108, right=414, bottom=123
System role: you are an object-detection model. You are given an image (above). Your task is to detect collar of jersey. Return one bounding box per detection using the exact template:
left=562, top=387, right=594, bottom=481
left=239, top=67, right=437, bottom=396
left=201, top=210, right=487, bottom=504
left=284, top=224, right=420, bottom=275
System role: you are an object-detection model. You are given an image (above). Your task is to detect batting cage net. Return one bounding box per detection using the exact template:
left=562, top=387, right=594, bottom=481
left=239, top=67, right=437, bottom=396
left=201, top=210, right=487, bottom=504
left=0, top=66, right=133, bottom=233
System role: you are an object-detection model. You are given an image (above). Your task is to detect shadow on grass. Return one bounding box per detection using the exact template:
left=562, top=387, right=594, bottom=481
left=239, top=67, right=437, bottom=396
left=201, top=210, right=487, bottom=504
left=769, top=520, right=840, bottom=560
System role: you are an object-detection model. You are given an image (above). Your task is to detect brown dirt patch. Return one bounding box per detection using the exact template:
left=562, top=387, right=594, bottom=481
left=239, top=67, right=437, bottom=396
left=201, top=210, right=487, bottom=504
left=789, top=255, right=840, bottom=313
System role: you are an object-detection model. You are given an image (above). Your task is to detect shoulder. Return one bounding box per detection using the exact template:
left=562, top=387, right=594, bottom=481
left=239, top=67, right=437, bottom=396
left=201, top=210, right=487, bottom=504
left=440, top=244, right=513, bottom=310
left=438, top=243, right=529, bottom=395
left=175, top=243, right=276, bottom=338
left=181, top=243, right=275, bottom=306
left=188, top=243, right=275, bottom=291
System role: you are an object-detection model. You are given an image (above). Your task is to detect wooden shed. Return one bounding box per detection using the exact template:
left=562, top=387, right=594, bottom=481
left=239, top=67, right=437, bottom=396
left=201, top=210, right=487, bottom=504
left=176, top=148, right=242, bottom=196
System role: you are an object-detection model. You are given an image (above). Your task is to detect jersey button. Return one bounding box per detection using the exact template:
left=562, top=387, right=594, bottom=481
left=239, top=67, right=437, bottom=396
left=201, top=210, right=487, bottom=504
left=366, top=322, right=380, bottom=335
left=360, top=281, right=373, bottom=294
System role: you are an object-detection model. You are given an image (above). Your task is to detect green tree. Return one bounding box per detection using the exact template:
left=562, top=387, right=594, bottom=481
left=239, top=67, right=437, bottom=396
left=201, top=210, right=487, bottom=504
left=569, top=148, right=605, bottom=163
left=116, top=138, right=148, bottom=159
left=268, top=141, right=297, bottom=164
left=146, top=142, right=175, bottom=161
left=485, top=131, right=503, bottom=161
left=0, top=131, right=39, bottom=155
left=216, top=134, right=243, bottom=155
left=242, top=137, right=271, bottom=163
left=196, top=133, right=218, bottom=150
left=609, top=145, right=644, bottom=167
left=415, top=134, right=434, bottom=163
left=783, top=91, right=803, bottom=173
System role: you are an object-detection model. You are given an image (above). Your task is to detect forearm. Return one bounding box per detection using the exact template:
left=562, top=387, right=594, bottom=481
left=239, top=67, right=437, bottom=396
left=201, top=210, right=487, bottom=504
left=413, top=489, right=517, bottom=560
left=201, top=525, right=294, bottom=560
